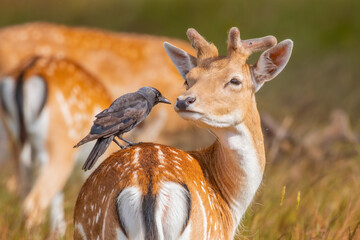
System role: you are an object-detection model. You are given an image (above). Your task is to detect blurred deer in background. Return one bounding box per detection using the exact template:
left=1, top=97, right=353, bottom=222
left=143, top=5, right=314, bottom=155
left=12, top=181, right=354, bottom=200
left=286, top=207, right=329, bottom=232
left=0, top=22, right=198, bottom=146
left=74, top=27, right=293, bottom=239
left=0, top=56, right=113, bottom=235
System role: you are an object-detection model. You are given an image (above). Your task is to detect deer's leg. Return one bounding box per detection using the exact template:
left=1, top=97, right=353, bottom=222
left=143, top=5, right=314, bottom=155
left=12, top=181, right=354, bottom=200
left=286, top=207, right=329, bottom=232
left=18, top=142, right=33, bottom=198
left=23, top=144, right=74, bottom=237
left=50, top=192, right=66, bottom=236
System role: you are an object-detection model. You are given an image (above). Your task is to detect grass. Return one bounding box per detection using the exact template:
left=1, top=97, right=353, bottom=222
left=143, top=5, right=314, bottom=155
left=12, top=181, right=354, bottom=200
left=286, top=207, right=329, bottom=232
left=239, top=153, right=360, bottom=239
left=0, top=161, right=81, bottom=239
left=0, top=141, right=359, bottom=239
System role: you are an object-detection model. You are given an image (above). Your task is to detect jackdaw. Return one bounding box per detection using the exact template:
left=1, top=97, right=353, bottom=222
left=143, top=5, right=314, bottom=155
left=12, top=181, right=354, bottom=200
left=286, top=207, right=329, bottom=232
left=74, top=87, right=170, bottom=171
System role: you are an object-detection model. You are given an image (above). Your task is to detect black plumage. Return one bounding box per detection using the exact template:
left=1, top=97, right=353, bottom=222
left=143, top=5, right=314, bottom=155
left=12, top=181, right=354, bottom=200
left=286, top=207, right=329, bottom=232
left=74, top=87, right=170, bottom=171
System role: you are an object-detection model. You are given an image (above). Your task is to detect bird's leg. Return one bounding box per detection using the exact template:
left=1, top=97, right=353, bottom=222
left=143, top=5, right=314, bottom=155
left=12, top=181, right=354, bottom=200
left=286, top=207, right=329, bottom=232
left=113, top=138, right=125, bottom=149
left=118, top=136, right=137, bottom=147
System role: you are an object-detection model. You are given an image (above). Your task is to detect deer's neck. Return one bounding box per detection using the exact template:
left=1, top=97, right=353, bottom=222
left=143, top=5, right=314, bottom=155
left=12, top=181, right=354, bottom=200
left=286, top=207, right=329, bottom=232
left=192, top=104, right=265, bottom=225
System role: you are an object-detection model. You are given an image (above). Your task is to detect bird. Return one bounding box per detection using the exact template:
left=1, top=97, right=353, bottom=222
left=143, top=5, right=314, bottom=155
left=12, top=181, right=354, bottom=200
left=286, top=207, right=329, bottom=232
left=74, top=87, right=171, bottom=171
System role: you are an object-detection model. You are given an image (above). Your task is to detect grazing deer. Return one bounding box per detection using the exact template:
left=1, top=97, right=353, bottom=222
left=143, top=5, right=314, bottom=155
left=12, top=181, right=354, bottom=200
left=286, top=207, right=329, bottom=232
left=73, top=27, right=293, bottom=239
left=0, top=56, right=113, bottom=235
left=0, top=22, right=196, bottom=145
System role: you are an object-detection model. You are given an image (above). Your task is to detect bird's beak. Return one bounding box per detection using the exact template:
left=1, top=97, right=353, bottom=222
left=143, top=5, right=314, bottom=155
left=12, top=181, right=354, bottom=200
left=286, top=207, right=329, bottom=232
left=158, top=96, right=171, bottom=104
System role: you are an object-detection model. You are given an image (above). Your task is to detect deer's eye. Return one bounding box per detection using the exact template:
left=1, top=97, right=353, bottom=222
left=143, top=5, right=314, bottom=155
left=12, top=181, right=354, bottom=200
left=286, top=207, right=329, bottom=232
left=230, top=78, right=242, bottom=85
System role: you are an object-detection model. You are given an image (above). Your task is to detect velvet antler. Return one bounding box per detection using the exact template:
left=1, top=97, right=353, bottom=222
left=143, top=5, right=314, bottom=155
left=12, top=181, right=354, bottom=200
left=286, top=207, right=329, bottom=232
left=186, top=28, right=218, bottom=61
left=227, top=27, right=277, bottom=58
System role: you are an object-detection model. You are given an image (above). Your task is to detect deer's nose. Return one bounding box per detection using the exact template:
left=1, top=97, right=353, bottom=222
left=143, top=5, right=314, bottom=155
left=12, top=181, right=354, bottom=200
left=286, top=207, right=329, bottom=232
left=175, top=96, right=196, bottom=111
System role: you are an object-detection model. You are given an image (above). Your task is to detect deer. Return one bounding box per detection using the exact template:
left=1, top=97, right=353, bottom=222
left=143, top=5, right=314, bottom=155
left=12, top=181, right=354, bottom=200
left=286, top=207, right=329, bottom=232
left=0, top=22, right=197, bottom=146
left=0, top=56, right=113, bottom=236
left=73, top=27, right=293, bottom=239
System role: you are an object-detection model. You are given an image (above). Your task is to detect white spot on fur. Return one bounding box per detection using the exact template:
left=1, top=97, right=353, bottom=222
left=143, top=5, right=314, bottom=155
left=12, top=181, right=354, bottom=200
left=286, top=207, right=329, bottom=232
left=75, top=223, right=87, bottom=240
left=158, top=149, right=165, bottom=164
left=196, top=191, right=207, bottom=240
left=101, top=200, right=110, bottom=240
left=164, top=170, right=171, bottom=176
left=96, top=209, right=101, bottom=223
left=208, top=196, right=214, bottom=210
left=133, top=147, right=140, bottom=166
left=169, top=148, right=179, bottom=155
left=133, top=171, right=138, bottom=182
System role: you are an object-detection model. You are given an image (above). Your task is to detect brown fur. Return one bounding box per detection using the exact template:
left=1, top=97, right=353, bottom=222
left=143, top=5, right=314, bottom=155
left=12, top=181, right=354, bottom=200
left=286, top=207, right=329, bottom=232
left=2, top=56, right=113, bottom=230
left=74, top=143, right=234, bottom=239
left=0, top=22, right=196, bottom=143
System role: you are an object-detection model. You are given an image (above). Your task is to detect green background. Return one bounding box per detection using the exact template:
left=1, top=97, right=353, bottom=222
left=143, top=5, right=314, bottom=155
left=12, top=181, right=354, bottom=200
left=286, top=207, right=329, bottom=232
left=0, top=0, right=359, bottom=129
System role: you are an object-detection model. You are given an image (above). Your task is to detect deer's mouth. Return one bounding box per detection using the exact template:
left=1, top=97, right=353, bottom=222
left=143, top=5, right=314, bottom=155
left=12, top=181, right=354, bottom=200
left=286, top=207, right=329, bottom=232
left=176, top=110, right=203, bottom=120
left=176, top=109, right=199, bottom=113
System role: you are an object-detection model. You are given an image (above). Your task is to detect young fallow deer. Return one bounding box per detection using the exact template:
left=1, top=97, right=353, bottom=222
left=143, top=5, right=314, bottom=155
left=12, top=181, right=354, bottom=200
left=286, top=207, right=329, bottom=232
left=73, top=27, right=293, bottom=239
left=0, top=56, right=113, bottom=235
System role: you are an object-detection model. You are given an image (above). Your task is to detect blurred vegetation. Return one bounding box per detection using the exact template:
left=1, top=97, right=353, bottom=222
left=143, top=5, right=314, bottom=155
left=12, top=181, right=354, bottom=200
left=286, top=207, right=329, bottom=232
left=0, top=0, right=359, bottom=128
left=239, top=152, right=360, bottom=239
left=0, top=0, right=359, bottom=239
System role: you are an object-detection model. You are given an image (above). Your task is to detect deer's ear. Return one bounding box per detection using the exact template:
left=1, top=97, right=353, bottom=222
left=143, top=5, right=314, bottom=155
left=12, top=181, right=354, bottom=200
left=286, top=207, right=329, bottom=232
left=164, top=42, right=197, bottom=79
left=251, top=39, right=293, bottom=92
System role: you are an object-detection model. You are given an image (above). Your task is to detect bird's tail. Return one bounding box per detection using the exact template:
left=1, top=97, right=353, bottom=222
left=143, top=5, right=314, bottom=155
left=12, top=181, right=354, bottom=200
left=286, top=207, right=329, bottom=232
left=73, top=134, right=96, bottom=148
left=82, top=136, right=114, bottom=171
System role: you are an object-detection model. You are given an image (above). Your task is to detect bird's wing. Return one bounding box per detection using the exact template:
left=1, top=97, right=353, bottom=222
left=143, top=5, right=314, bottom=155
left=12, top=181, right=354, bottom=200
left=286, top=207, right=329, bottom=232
left=91, top=97, right=149, bottom=137
left=95, top=92, right=139, bottom=118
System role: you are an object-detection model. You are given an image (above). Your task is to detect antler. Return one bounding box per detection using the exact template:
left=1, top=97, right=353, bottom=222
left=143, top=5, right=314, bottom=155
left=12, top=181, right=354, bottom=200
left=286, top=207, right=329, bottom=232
left=227, top=27, right=277, bottom=58
left=186, top=28, right=218, bottom=61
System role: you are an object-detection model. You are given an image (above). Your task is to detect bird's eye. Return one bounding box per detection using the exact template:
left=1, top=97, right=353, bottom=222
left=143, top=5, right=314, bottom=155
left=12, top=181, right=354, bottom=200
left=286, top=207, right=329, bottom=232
left=229, top=78, right=242, bottom=85
left=184, top=80, right=189, bottom=87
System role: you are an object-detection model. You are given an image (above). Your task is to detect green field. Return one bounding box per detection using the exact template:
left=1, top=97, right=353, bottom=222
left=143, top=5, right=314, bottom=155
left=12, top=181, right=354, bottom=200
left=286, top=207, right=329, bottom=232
left=1, top=141, right=359, bottom=239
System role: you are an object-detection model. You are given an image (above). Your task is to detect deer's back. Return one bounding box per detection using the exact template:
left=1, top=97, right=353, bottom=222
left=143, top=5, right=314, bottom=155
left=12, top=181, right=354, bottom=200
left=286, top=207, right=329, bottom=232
left=74, top=143, right=233, bottom=240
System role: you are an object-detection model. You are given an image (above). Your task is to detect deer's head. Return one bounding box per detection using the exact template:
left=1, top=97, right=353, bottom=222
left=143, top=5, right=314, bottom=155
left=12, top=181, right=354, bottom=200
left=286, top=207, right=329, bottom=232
left=164, top=27, right=293, bottom=128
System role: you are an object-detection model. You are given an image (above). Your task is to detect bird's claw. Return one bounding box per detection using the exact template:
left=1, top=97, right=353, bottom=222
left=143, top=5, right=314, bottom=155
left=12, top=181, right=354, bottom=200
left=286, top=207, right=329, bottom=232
left=124, top=142, right=141, bottom=149
left=113, top=138, right=125, bottom=149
